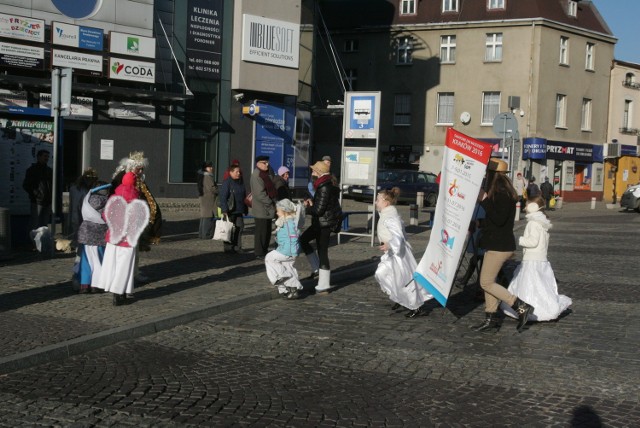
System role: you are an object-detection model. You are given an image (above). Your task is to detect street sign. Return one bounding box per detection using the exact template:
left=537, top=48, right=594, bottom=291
left=492, top=112, right=518, bottom=139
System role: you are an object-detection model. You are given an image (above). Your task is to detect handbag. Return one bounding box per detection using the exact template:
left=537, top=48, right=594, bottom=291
left=549, top=197, right=556, bottom=208
left=244, top=192, right=253, bottom=208
left=213, top=215, right=235, bottom=242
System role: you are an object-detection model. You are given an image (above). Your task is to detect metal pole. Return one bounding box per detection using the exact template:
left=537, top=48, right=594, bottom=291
left=501, top=114, right=507, bottom=159
left=50, top=70, right=60, bottom=257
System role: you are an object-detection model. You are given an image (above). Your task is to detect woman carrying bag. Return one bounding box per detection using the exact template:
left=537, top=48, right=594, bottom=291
left=219, top=164, right=247, bottom=253
left=197, top=161, right=219, bottom=239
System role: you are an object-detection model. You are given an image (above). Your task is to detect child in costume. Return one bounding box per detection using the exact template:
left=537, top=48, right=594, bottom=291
left=76, top=182, right=110, bottom=293
left=501, top=195, right=572, bottom=321
left=264, top=199, right=302, bottom=299
left=98, top=172, right=150, bottom=306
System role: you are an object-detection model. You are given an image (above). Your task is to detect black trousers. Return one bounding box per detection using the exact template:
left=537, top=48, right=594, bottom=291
left=223, top=214, right=244, bottom=251
left=300, top=224, right=332, bottom=270
left=254, top=217, right=272, bottom=257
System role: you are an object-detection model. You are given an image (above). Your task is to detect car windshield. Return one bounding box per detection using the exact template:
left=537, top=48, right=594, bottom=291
left=377, top=170, right=402, bottom=182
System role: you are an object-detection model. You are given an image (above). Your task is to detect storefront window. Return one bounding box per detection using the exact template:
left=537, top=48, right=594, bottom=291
left=574, top=163, right=591, bottom=190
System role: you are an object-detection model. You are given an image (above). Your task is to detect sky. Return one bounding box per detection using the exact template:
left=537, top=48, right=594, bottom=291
left=592, top=0, right=640, bottom=64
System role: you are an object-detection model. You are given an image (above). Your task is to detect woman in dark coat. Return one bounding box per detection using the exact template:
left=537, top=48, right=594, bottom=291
left=300, top=161, right=343, bottom=292
left=219, top=164, right=248, bottom=253
left=197, top=161, right=219, bottom=239
left=472, top=158, right=535, bottom=333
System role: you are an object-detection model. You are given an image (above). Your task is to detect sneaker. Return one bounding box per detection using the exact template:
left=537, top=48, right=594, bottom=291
left=286, top=287, right=300, bottom=300
left=274, top=277, right=291, bottom=286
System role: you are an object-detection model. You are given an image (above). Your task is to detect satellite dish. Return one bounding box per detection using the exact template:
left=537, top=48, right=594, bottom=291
left=460, top=111, right=471, bottom=124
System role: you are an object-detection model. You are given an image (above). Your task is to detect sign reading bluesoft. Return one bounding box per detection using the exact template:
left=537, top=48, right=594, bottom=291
left=241, top=14, right=300, bottom=69
left=186, top=0, right=223, bottom=80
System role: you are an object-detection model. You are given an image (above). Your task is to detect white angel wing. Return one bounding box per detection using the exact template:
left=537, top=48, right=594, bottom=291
left=124, top=199, right=150, bottom=248
left=104, top=196, right=128, bottom=245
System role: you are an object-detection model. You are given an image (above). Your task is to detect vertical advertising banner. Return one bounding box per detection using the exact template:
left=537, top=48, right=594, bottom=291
left=186, top=0, right=223, bottom=80
left=254, top=102, right=295, bottom=177
left=414, top=128, right=492, bottom=306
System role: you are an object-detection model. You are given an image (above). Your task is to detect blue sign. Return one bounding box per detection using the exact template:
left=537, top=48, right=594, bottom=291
left=523, top=137, right=547, bottom=160
left=349, top=95, right=376, bottom=130
left=79, top=26, right=104, bottom=51
left=254, top=102, right=295, bottom=175
left=52, top=0, right=103, bottom=20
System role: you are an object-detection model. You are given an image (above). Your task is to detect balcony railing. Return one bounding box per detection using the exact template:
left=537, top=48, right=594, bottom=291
left=619, top=127, right=640, bottom=135
left=622, top=80, right=640, bottom=90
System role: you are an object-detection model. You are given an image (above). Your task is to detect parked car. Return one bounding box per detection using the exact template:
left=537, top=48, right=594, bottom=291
left=620, top=183, right=640, bottom=211
left=346, top=169, right=439, bottom=206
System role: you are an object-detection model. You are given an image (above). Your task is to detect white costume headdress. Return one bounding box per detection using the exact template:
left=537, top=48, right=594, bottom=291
left=112, top=151, right=148, bottom=178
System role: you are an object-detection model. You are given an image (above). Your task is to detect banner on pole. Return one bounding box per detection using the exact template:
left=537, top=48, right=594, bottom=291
left=414, top=128, right=492, bottom=307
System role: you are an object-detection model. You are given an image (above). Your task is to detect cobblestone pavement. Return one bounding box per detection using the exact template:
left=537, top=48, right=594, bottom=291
left=0, top=201, right=639, bottom=426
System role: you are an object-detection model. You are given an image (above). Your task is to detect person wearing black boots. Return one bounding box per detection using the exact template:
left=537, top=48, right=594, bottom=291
left=472, top=158, right=535, bottom=333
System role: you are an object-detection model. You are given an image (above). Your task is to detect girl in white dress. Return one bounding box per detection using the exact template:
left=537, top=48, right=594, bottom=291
left=501, top=195, right=572, bottom=321
left=374, top=188, right=432, bottom=318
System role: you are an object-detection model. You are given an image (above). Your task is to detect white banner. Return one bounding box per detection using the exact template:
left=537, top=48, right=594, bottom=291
left=39, top=93, right=93, bottom=121
left=0, top=13, right=45, bottom=42
left=0, top=89, right=28, bottom=107
left=108, top=57, right=155, bottom=83
left=52, top=49, right=103, bottom=73
left=109, top=32, right=156, bottom=58
left=107, top=101, right=155, bottom=121
left=414, top=128, right=493, bottom=306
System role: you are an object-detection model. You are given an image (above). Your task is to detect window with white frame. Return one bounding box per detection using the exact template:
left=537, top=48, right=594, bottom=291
left=555, top=94, right=567, bottom=128
left=568, top=0, right=577, bottom=17
left=482, top=92, right=500, bottom=124
left=394, top=94, right=411, bottom=125
left=440, top=35, right=456, bottom=63
left=397, top=37, right=413, bottom=65
left=625, top=72, right=635, bottom=86
left=559, top=36, right=569, bottom=65
left=485, top=33, right=503, bottom=62
left=442, top=0, right=458, bottom=12
left=581, top=98, right=592, bottom=131
left=623, top=100, right=632, bottom=129
left=437, top=93, right=455, bottom=124
left=344, top=39, right=359, bottom=53
left=488, top=0, right=505, bottom=10
left=585, top=42, right=595, bottom=70
left=344, top=69, right=358, bottom=91
left=400, top=0, right=416, bottom=15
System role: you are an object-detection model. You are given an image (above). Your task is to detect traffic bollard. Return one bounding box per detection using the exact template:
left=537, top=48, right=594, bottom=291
left=416, top=192, right=424, bottom=208
left=591, top=197, right=596, bottom=209
left=410, top=204, right=418, bottom=225
left=515, top=201, right=521, bottom=221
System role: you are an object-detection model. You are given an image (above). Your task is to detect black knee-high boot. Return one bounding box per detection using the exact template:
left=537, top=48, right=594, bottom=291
left=512, top=297, right=535, bottom=332
left=471, top=312, right=500, bottom=332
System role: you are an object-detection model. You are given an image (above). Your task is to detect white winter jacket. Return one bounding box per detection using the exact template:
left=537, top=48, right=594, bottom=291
left=519, top=209, right=552, bottom=261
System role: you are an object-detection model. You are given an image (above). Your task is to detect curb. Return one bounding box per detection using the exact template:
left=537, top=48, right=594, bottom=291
left=0, top=259, right=380, bottom=375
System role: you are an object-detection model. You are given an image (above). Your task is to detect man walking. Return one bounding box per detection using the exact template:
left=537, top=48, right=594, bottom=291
left=23, top=149, right=53, bottom=231
left=250, top=155, right=276, bottom=259
left=540, top=177, right=554, bottom=210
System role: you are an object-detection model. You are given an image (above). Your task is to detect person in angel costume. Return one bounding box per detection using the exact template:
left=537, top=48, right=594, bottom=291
left=500, top=195, right=572, bottom=322
left=374, top=187, right=432, bottom=318
left=98, top=172, right=150, bottom=306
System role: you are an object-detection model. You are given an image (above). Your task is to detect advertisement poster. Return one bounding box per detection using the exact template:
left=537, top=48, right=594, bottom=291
left=0, top=118, right=54, bottom=215
left=414, top=128, right=492, bottom=306
left=254, top=101, right=297, bottom=183
left=186, top=0, right=223, bottom=80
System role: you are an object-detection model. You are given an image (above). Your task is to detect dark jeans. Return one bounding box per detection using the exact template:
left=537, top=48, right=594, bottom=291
left=29, top=203, right=51, bottom=231
left=254, top=217, right=272, bottom=257
left=199, top=217, right=216, bottom=239
left=300, top=224, right=332, bottom=270
left=224, top=214, right=245, bottom=252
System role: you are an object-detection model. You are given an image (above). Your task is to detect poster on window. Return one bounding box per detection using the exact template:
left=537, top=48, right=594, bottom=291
left=414, top=128, right=492, bottom=307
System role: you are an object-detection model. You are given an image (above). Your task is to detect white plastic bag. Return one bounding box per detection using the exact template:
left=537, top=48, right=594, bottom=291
left=213, top=215, right=235, bottom=242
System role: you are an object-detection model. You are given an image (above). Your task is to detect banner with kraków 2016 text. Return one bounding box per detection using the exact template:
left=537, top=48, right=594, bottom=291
left=414, top=128, right=492, bottom=307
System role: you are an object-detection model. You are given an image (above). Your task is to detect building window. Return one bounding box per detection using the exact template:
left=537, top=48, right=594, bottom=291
left=394, top=94, right=411, bottom=125
left=482, top=91, right=500, bottom=124
left=400, top=0, right=416, bottom=15
left=488, top=0, right=505, bottom=10
left=344, top=69, right=358, bottom=91
left=581, top=98, right=592, bottom=131
left=344, top=39, right=359, bottom=53
left=559, top=36, right=569, bottom=65
left=585, top=43, right=595, bottom=70
left=397, top=37, right=413, bottom=65
left=437, top=93, right=455, bottom=124
left=440, top=35, right=456, bottom=63
left=485, top=33, right=503, bottom=62
left=623, top=100, right=632, bottom=129
left=568, top=0, right=577, bottom=17
left=442, top=0, right=458, bottom=13
left=555, top=94, right=567, bottom=128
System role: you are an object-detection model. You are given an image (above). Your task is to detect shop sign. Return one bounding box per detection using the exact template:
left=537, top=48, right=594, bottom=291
left=39, top=93, right=93, bottom=121
left=546, top=141, right=594, bottom=162
left=0, top=89, right=28, bottom=107
left=109, top=32, right=156, bottom=59
left=241, top=14, right=300, bottom=69
left=52, top=22, right=104, bottom=51
left=186, top=0, right=223, bottom=80
left=0, top=41, right=44, bottom=70
left=108, top=57, right=155, bottom=83
left=522, top=137, right=546, bottom=160
left=107, top=101, right=155, bottom=121
left=0, top=13, right=44, bottom=43
left=621, top=144, right=638, bottom=156
left=52, top=49, right=103, bottom=75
